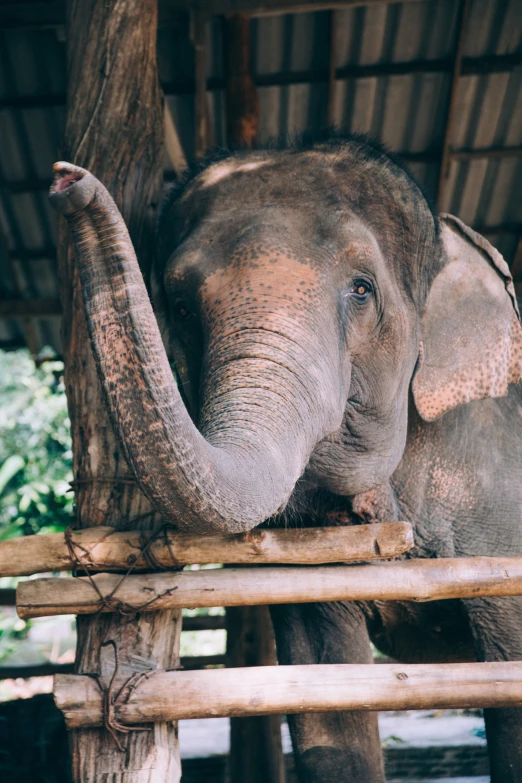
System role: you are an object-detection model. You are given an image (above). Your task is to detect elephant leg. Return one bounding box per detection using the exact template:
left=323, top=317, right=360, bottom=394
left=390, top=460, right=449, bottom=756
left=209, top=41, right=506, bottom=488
left=463, top=596, right=522, bottom=782
left=270, top=601, right=384, bottom=783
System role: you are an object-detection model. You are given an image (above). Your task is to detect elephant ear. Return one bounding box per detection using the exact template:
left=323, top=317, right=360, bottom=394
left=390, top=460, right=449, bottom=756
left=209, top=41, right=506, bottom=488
left=412, top=213, right=522, bottom=422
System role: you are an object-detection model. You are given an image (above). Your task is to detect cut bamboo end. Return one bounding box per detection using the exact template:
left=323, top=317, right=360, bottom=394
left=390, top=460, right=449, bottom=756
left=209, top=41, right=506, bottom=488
left=54, top=661, right=522, bottom=729
left=17, top=556, right=522, bottom=619
left=0, top=521, right=413, bottom=578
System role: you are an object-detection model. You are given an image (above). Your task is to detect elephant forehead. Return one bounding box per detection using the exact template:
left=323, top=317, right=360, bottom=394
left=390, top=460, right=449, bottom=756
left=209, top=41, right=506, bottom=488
left=201, top=256, right=322, bottom=319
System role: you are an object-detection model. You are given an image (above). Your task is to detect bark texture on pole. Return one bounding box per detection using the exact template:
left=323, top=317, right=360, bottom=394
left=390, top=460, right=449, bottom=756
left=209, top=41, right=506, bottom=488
left=59, top=1, right=181, bottom=780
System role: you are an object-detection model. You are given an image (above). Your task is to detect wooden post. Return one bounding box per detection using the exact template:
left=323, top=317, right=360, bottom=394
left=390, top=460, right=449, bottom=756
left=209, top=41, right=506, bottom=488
left=57, top=1, right=181, bottom=780
left=227, top=604, right=286, bottom=783
left=223, top=13, right=260, bottom=148
left=193, top=10, right=208, bottom=156
left=435, top=0, right=470, bottom=212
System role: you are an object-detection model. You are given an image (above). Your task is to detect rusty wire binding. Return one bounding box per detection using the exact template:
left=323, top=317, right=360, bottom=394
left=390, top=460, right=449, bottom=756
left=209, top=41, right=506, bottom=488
left=63, top=521, right=184, bottom=617
left=64, top=520, right=185, bottom=748
left=86, top=640, right=153, bottom=751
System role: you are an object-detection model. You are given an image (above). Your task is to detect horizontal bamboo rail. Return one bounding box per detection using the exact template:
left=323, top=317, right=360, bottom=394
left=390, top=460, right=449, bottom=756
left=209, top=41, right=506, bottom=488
left=0, top=522, right=413, bottom=577
left=18, top=557, right=522, bottom=619
left=54, top=661, right=522, bottom=728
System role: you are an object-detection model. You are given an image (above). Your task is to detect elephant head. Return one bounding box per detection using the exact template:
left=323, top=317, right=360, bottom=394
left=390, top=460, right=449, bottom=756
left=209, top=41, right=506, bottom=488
left=49, top=137, right=522, bottom=533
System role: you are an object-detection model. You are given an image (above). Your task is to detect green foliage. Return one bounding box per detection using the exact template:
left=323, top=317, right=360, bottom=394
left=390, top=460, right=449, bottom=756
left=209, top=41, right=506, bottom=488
left=0, top=349, right=74, bottom=540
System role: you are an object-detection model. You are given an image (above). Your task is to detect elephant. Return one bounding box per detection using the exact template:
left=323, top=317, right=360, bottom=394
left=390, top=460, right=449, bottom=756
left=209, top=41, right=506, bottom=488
left=49, top=134, right=522, bottom=783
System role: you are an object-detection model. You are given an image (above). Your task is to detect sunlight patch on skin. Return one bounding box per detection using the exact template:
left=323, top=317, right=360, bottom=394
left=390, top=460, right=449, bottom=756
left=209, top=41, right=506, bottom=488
left=200, top=159, right=271, bottom=188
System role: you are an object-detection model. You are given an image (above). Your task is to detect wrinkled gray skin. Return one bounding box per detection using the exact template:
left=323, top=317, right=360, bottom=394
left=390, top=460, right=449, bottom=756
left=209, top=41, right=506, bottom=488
left=51, top=137, right=522, bottom=783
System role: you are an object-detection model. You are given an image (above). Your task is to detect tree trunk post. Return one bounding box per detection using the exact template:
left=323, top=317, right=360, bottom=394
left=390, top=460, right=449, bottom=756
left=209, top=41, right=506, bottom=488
left=57, top=1, right=181, bottom=780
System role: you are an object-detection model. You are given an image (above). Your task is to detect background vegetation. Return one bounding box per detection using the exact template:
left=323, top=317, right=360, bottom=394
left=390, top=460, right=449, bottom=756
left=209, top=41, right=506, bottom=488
left=0, top=349, right=73, bottom=541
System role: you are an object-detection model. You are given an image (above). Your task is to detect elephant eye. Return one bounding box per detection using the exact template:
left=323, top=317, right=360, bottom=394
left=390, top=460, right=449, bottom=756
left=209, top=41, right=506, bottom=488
left=173, top=299, right=193, bottom=320
left=346, top=280, right=373, bottom=302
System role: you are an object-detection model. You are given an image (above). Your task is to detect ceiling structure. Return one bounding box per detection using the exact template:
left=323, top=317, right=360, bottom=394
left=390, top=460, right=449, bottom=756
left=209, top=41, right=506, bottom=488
left=0, top=0, right=520, bottom=355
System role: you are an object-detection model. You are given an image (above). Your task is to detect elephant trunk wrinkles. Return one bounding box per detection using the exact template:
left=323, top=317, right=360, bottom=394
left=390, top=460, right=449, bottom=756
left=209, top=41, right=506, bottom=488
left=49, top=162, right=335, bottom=533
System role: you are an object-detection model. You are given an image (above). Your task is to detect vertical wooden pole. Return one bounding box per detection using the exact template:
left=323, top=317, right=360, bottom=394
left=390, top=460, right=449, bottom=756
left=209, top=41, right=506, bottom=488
left=193, top=10, right=208, bottom=157
left=57, top=1, right=181, bottom=780
left=223, top=14, right=260, bottom=148
left=435, top=0, right=470, bottom=212
left=227, top=606, right=286, bottom=783
left=326, top=10, right=338, bottom=128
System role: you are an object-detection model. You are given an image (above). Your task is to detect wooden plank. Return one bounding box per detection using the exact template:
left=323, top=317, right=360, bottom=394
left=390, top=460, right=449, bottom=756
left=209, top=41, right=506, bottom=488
left=0, top=0, right=430, bottom=30
left=0, top=298, right=62, bottom=317
left=54, top=660, right=522, bottom=728
left=0, top=522, right=414, bottom=577
left=1, top=53, right=520, bottom=111
left=18, top=556, right=522, bottom=619
left=436, top=0, right=470, bottom=212
left=177, top=0, right=428, bottom=18
left=450, top=145, right=522, bottom=161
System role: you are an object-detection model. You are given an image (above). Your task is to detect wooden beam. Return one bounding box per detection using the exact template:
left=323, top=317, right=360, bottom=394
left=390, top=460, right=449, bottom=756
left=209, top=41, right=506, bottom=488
left=223, top=13, right=259, bottom=148
left=0, top=523, right=413, bottom=577
left=55, top=660, right=522, bottom=728
left=192, top=9, right=208, bottom=156
left=436, top=0, right=470, bottom=212
left=18, top=556, right=522, bottom=619
left=58, top=0, right=181, bottom=779
left=326, top=9, right=338, bottom=127
left=0, top=298, right=62, bottom=317
left=0, top=0, right=431, bottom=30
left=1, top=53, right=520, bottom=111
left=227, top=604, right=286, bottom=783
left=162, top=0, right=431, bottom=18
left=450, top=145, right=522, bottom=161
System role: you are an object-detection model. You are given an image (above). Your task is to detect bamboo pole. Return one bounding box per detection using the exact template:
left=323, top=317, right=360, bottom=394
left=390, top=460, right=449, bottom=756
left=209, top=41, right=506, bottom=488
left=18, top=556, right=522, bottom=620
left=55, top=661, right=522, bottom=729
left=0, top=522, right=413, bottom=577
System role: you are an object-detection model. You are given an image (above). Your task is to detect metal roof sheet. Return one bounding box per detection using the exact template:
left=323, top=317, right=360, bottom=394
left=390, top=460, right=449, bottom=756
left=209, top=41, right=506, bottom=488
left=0, top=0, right=520, bottom=354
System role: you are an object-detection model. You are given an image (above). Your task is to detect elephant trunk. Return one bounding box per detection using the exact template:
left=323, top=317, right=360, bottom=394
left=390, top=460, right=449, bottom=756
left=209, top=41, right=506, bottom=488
left=49, top=162, right=340, bottom=533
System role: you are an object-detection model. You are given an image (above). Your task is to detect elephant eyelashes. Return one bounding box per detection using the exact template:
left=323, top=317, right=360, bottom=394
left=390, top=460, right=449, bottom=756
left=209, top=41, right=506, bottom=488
left=345, top=280, right=373, bottom=302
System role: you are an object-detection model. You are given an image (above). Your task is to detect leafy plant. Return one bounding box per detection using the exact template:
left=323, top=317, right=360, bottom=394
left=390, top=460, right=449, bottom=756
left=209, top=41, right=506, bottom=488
left=0, top=349, right=74, bottom=540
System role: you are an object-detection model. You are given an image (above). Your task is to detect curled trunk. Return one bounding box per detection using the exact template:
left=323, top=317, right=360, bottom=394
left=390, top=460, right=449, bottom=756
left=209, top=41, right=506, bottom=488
left=49, top=163, right=333, bottom=533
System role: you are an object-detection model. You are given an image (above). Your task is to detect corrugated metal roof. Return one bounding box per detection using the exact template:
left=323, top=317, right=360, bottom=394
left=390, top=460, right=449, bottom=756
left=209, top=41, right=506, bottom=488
left=0, top=0, right=521, bottom=354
